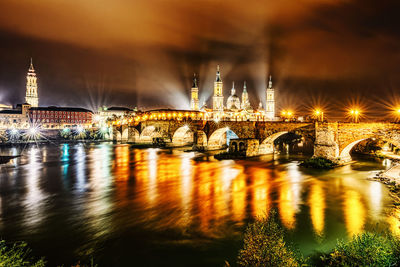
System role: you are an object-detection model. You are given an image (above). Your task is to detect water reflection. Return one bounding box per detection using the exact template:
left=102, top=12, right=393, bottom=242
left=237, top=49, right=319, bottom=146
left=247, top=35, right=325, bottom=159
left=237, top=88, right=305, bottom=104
left=308, top=179, right=325, bottom=237
left=0, top=143, right=398, bottom=266
left=23, top=147, right=46, bottom=230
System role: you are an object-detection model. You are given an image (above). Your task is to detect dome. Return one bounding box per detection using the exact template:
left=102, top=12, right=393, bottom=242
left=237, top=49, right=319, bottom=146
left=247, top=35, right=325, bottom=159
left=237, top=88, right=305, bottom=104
left=227, top=95, right=241, bottom=110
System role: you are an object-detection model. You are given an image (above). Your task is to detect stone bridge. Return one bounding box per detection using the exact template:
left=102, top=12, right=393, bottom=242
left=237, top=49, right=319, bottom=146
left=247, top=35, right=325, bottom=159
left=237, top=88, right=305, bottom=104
left=314, top=122, right=400, bottom=162
left=113, top=121, right=400, bottom=162
left=113, top=120, right=314, bottom=154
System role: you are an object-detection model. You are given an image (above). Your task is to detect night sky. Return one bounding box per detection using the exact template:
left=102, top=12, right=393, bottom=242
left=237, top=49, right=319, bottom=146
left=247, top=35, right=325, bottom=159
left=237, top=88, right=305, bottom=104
left=1, top=0, right=400, bottom=120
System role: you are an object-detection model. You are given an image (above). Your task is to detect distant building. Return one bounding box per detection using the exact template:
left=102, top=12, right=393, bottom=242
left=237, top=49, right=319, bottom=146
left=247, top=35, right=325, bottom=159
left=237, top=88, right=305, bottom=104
left=96, top=106, right=136, bottom=126
left=191, top=65, right=275, bottom=121
left=29, top=106, right=93, bottom=129
left=0, top=103, right=31, bottom=129
left=265, top=75, right=275, bottom=120
left=25, top=59, right=39, bottom=107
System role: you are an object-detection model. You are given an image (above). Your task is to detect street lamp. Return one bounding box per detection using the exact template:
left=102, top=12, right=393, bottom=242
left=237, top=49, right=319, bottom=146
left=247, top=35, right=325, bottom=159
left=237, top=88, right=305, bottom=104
left=313, top=109, right=324, bottom=122
left=349, top=109, right=361, bottom=123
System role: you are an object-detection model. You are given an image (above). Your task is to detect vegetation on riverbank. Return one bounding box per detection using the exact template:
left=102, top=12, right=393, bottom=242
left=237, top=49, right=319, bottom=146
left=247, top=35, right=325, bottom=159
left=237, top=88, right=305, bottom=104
left=235, top=210, right=400, bottom=266
left=300, top=156, right=338, bottom=169
left=0, top=240, right=45, bottom=267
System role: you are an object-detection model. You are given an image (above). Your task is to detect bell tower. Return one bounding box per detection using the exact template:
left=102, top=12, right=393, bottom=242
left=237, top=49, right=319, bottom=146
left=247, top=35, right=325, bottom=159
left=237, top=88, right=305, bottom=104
left=265, top=75, right=275, bottom=120
left=212, top=65, right=224, bottom=112
left=25, top=58, right=39, bottom=107
left=190, top=74, right=199, bottom=110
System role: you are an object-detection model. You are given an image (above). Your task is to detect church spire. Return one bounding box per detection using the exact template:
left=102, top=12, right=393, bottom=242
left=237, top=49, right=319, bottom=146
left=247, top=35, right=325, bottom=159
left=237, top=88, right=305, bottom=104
left=216, top=65, right=222, bottom=82
left=268, top=75, right=272, bottom=89
left=192, top=73, right=198, bottom=88
left=29, top=58, right=34, bottom=72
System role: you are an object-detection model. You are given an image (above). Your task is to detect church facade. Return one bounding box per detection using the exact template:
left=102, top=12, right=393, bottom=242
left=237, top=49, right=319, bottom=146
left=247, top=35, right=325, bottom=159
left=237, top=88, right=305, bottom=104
left=190, top=65, right=276, bottom=121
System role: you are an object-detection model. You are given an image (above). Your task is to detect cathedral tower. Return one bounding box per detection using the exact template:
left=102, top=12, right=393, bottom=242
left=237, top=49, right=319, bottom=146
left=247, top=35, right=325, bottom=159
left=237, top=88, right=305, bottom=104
left=190, top=74, right=199, bottom=110
left=241, top=81, right=251, bottom=110
left=25, top=58, right=39, bottom=107
left=212, top=65, right=224, bottom=112
left=265, top=75, right=275, bottom=120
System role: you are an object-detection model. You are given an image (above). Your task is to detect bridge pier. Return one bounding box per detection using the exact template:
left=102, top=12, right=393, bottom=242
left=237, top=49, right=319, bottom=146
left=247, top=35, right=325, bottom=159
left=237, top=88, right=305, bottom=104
left=313, top=122, right=340, bottom=162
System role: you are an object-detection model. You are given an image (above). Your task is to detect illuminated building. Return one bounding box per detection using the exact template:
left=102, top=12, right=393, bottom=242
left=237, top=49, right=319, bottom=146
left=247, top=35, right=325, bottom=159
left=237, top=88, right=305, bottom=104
left=0, top=103, right=31, bottom=129
left=241, top=81, right=251, bottom=110
left=212, top=65, right=224, bottom=113
left=29, top=107, right=93, bottom=129
left=190, top=74, right=199, bottom=110
left=188, top=65, right=275, bottom=121
left=226, top=82, right=241, bottom=110
left=265, top=75, right=275, bottom=120
left=25, top=58, right=39, bottom=107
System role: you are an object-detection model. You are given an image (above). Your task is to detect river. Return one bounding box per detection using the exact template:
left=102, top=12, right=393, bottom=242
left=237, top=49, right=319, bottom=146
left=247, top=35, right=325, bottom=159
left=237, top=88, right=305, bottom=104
left=0, top=142, right=398, bottom=266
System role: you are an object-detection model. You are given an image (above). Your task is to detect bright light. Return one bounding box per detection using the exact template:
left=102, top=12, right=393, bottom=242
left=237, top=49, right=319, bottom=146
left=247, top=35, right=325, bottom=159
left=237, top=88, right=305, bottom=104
left=100, top=126, right=108, bottom=133
left=62, top=127, right=70, bottom=133
left=10, top=128, right=18, bottom=135
left=349, top=108, right=361, bottom=122
left=76, top=126, right=84, bottom=133
left=93, top=114, right=101, bottom=122
left=29, top=127, right=37, bottom=135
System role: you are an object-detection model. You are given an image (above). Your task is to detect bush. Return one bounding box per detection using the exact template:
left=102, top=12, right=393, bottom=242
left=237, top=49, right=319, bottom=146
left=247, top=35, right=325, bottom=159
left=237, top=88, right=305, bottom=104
left=237, top=211, right=301, bottom=267
left=300, top=157, right=338, bottom=169
left=0, top=240, right=45, bottom=267
left=321, top=232, right=400, bottom=266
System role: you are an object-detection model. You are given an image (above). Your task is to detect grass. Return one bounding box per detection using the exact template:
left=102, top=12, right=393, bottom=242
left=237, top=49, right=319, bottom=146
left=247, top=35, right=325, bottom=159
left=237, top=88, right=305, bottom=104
left=236, top=210, right=400, bottom=267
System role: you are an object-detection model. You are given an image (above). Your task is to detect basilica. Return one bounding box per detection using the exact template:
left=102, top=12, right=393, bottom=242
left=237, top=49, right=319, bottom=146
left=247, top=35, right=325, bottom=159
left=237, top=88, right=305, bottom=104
left=190, top=65, right=276, bottom=121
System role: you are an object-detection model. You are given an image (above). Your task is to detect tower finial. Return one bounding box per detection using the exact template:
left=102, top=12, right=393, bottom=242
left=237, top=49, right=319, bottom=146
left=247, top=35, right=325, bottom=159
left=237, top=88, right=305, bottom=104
left=231, top=81, right=235, bottom=95
left=268, top=75, right=272, bottom=88
left=216, top=65, right=222, bottom=82
left=29, top=58, right=34, bottom=72
left=243, top=81, right=247, bottom=91
left=192, top=73, right=198, bottom=88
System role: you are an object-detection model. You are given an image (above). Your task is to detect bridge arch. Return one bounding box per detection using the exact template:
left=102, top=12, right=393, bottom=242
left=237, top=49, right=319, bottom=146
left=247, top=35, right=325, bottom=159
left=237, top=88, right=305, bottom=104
left=208, top=127, right=239, bottom=150
left=259, top=131, right=289, bottom=154
left=339, top=137, right=400, bottom=162
left=172, top=126, right=194, bottom=146
left=139, top=126, right=161, bottom=143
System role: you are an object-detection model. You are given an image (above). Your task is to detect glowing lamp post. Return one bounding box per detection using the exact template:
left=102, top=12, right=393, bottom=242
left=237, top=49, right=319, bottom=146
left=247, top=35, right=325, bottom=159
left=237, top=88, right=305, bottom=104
left=313, top=109, right=324, bottom=122
left=349, top=109, right=361, bottom=123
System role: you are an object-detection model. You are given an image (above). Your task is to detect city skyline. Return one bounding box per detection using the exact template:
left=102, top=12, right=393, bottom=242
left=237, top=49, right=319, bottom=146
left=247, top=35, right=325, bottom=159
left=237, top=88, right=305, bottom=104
left=1, top=0, right=400, bottom=120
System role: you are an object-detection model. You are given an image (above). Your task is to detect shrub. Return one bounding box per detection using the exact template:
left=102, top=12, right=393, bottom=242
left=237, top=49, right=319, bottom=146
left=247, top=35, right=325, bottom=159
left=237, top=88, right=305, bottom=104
left=321, top=232, right=398, bottom=266
left=0, top=240, right=45, bottom=267
left=300, top=157, right=338, bottom=169
left=237, top=211, right=300, bottom=267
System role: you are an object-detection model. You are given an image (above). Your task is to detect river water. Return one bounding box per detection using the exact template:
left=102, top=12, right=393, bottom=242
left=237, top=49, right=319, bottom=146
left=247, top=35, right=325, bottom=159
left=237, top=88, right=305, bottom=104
left=0, top=142, right=398, bottom=266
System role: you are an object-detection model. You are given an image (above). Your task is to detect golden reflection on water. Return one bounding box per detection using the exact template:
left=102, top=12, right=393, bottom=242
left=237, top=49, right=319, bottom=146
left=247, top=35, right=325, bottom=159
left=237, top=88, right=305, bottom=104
left=279, top=181, right=296, bottom=229
left=308, top=179, right=325, bottom=237
left=343, top=190, right=366, bottom=236
left=251, top=168, right=270, bottom=218
left=81, top=146, right=400, bottom=239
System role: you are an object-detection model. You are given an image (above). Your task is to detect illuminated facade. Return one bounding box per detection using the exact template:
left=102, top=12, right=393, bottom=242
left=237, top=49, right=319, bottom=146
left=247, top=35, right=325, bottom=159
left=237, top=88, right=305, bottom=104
left=25, top=59, right=39, bottom=107
left=188, top=65, right=272, bottom=121
left=226, top=82, right=241, bottom=110
left=241, top=81, right=251, bottom=110
left=265, top=75, right=275, bottom=120
left=29, top=107, right=93, bottom=129
left=212, top=65, right=224, bottom=113
left=190, top=74, right=199, bottom=110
